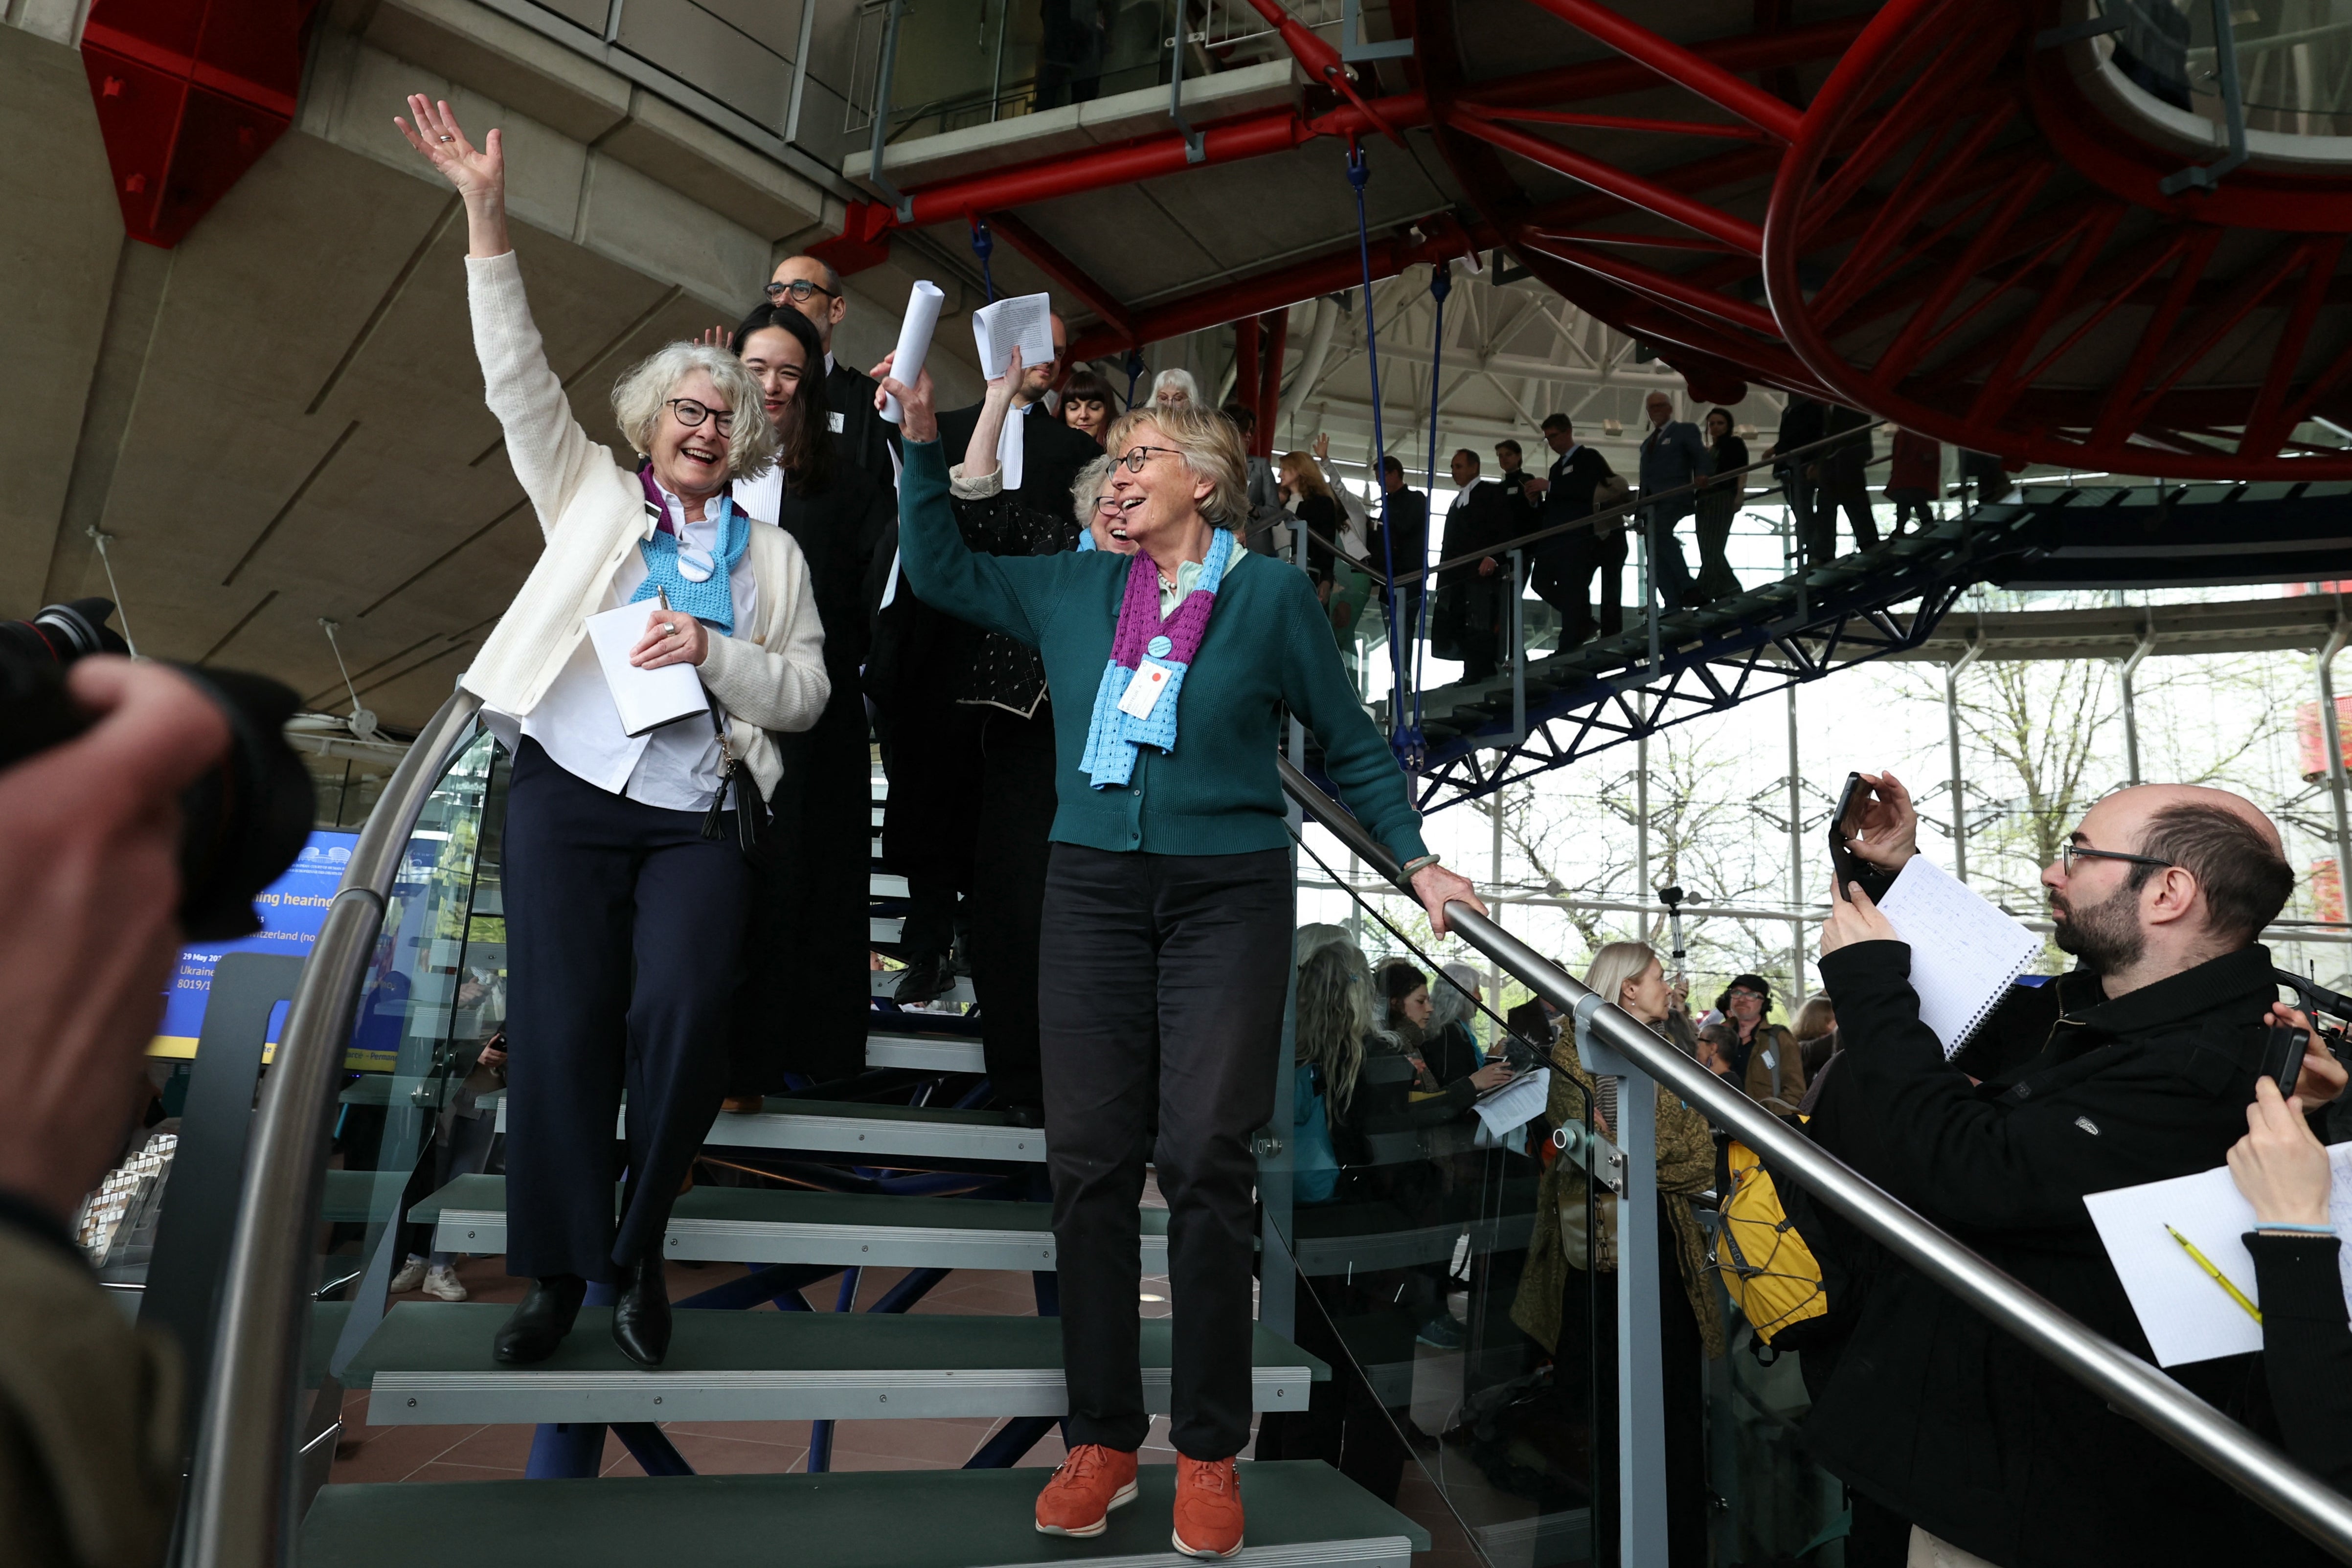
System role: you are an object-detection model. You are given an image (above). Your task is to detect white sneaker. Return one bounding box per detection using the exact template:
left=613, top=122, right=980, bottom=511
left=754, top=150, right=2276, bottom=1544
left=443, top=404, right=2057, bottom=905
left=422, top=1264, right=468, bottom=1301
left=389, top=1256, right=429, bottom=1293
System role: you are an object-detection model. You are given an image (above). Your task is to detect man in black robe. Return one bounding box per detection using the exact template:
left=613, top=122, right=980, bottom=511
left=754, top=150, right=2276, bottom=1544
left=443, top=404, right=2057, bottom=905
left=871, top=311, right=1097, bottom=1124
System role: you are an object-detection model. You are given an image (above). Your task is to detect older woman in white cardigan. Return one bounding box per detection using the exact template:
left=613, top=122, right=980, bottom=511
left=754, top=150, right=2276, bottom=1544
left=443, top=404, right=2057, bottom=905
left=399, top=97, right=829, bottom=1368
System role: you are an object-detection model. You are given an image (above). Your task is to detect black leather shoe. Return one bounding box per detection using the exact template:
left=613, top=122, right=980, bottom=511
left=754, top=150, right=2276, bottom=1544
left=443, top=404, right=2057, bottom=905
left=611, top=1255, right=671, bottom=1367
left=893, top=952, right=956, bottom=1005
left=493, top=1274, right=586, bottom=1365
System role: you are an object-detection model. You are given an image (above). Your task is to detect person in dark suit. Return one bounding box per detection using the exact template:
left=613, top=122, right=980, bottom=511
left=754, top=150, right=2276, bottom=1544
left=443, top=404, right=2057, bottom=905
left=1635, top=391, right=1709, bottom=612
left=767, top=255, right=900, bottom=492
left=1370, top=455, right=1430, bottom=656
left=871, top=310, right=1099, bottom=1123
left=1808, top=403, right=1878, bottom=562
left=1524, top=413, right=1621, bottom=647
left=1435, top=448, right=1509, bottom=682
left=1766, top=395, right=1826, bottom=566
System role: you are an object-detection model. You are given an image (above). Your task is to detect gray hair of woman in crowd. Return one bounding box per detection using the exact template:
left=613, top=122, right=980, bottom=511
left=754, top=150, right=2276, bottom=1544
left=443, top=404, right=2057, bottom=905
left=611, top=341, right=779, bottom=475
left=1294, top=927, right=1375, bottom=1114
left=1426, top=961, right=1482, bottom=1034
left=1071, top=454, right=1137, bottom=554
left=1151, top=367, right=1202, bottom=408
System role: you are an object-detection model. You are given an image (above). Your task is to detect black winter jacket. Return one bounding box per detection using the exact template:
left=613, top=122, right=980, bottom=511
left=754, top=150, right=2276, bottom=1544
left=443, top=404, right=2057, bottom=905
left=1798, top=940, right=2323, bottom=1568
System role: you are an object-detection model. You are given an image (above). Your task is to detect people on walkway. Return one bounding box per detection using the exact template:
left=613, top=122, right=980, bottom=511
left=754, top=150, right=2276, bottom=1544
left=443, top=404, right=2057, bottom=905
left=883, top=347, right=1483, bottom=1558
left=1635, top=391, right=1709, bottom=612
left=1692, top=406, right=1745, bottom=603
left=400, top=97, right=829, bottom=1369
left=1527, top=413, right=1622, bottom=647
left=1886, top=427, right=1940, bottom=535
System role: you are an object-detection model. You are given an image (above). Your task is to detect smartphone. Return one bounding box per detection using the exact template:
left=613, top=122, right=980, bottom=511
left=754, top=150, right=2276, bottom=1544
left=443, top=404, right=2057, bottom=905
left=1829, top=771, right=1868, bottom=900
left=2261, top=1023, right=2310, bottom=1099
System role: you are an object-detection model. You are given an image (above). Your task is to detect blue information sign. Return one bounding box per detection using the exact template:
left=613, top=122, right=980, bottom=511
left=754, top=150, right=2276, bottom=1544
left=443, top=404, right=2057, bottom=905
left=153, top=830, right=358, bottom=1058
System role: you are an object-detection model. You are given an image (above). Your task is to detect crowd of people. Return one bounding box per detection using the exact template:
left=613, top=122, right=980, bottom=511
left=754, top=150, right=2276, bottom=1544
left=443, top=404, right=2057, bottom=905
left=3, top=88, right=2341, bottom=1568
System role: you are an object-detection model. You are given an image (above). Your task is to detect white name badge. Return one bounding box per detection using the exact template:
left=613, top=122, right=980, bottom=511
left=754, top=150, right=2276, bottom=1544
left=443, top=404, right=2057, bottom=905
left=1117, top=660, right=1173, bottom=720
left=829, top=410, right=846, bottom=433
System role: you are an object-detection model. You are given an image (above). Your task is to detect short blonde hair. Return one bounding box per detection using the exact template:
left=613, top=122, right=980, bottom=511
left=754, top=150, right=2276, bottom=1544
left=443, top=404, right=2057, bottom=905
left=610, top=341, right=777, bottom=479
left=1583, top=941, right=1659, bottom=1013
left=1104, top=404, right=1249, bottom=530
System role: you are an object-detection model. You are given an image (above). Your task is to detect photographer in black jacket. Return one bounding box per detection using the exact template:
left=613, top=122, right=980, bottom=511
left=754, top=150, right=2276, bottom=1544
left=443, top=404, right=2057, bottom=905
left=1805, top=781, right=2344, bottom=1568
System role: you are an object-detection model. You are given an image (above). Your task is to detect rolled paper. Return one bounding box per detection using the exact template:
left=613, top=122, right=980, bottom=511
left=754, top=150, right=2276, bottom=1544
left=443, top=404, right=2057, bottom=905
left=881, top=280, right=947, bottom=425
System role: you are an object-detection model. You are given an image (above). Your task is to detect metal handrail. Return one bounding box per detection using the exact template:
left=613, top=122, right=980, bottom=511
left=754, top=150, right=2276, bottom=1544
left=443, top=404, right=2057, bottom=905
left=1275, top=753, right=2352, bottom=1563
left=181, top=687, right=484, bottom=1567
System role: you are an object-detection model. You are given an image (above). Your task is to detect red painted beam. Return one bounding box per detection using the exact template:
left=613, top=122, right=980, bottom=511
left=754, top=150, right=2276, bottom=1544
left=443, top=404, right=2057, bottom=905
left=1510, top=0, right=1804, bottom=141
left=82, top=0, right=314, bottom=247
left=1446, top=107, right=1765, bottom=254
left=1067, top=216, right=1493, bottom=361
left=983, top=210, right=1132, bottom=339
left=819, top=17, right=1866, bottom=277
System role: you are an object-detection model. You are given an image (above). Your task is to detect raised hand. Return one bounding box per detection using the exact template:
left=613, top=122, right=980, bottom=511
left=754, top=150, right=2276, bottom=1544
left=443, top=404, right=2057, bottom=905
left=394, top=94, right=509, bottom=257
left=1845, top=770, right=1920, bottom=869
left=698, top=326, right=734, bottom=351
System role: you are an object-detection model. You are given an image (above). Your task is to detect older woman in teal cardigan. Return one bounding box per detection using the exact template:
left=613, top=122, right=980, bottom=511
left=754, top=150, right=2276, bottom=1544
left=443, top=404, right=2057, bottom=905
left=877, top=350, right=1479, bottom=1559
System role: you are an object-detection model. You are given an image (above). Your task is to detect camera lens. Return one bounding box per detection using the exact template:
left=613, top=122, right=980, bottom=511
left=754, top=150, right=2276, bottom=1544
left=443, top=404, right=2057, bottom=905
left=174, top=667, right=317, bottom=941
left=0, top=599, right=315, bottom=940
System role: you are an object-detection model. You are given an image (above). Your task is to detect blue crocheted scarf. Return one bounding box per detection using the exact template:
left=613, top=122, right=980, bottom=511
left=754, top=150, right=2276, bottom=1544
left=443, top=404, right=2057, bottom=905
left=630, top=471, right=746, bottom=633
left=1078, top=529, right=1233, bottom=789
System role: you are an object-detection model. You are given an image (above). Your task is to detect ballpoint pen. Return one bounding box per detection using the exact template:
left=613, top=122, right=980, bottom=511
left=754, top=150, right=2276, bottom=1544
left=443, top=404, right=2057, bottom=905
left=2167, top=1224, right=2262, bottom=1324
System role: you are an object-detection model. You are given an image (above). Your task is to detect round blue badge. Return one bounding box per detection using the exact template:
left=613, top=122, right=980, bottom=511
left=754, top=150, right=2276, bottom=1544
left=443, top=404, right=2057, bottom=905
left=1146, top=635, right=1174, bottom=659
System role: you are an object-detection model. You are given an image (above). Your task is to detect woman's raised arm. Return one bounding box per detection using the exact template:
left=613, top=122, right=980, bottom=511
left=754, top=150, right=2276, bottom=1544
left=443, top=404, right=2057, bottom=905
left=397, top=95, right=604, bottom=538
left=395, top=95, right=509, bottom=258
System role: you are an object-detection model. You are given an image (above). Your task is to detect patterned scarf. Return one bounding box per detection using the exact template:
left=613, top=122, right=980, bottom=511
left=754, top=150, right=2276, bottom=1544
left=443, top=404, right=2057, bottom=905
left=1078, top=529, right=1234, bottom=789
left=631, top=468, right=746, bottom=633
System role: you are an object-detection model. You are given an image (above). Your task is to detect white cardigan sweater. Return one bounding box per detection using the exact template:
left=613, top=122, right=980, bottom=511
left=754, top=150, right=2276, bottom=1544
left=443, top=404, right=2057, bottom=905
left=457, top=252, right=828, bottom=798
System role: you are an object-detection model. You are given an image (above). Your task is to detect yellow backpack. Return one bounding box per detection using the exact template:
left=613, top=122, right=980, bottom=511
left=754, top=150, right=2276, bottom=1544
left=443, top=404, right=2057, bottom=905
left=1716, top=1139, right=1829, bottom=1346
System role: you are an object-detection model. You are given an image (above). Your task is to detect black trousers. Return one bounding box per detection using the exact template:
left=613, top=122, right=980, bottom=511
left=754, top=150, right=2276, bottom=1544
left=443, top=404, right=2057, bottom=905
left=970, top=706, right=1056, bottom=1107
left=1531, top=532, right=1625, bottom=645
left=501, top=738, right=750, bottom=1283
left=1804, top=478, right=1878, bottom=563
left=729, top=690, right=871, bottom=1090
left=1040, top=843, right=1294, bottom=1458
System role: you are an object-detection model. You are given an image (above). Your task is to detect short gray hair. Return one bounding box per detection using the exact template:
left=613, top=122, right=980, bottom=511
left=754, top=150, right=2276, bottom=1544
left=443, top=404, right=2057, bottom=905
left=1427, top=962, right=1480, bottom=1033
left=1071, top=454, right=1113, bottom=523
left=1152, top=368, right=1201, bottom=405
left=610, top=340, right=777, bottom=479
left=1104, top=403, right=1250, bottom=530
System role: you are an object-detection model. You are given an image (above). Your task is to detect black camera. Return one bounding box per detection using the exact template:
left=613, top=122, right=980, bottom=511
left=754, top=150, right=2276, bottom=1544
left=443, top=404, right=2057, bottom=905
left=0, top=598, right=315, bottom=940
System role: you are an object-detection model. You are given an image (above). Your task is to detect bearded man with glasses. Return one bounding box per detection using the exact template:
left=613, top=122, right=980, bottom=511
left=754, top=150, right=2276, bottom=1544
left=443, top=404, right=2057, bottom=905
left=1785, top=775, right=2347, bottom=1568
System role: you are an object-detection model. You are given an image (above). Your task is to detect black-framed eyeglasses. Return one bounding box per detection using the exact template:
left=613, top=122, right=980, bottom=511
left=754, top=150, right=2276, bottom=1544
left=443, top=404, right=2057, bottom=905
left=1726, top=988, right=1766, bottom=1003
left=2058, top=842, right=2174, bottom=875
left=1116, top=445, right=1180, bottom=473
left=665, top=398, right=734, bottom=434
left=766, top=278, right=839, bottom=304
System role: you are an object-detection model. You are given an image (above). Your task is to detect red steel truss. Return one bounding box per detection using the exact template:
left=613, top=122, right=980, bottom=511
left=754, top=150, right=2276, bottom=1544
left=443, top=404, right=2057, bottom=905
left=821, top=0, right=2352, bottom=474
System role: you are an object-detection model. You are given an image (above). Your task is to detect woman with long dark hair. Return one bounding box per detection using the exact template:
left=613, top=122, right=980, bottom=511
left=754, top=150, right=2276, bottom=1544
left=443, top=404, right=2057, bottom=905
left=1061, top=369, right=1117, bottom=448
left=724, top=301, right=896, bottom=1096
left=1692, top=406, right=1745, bottom=604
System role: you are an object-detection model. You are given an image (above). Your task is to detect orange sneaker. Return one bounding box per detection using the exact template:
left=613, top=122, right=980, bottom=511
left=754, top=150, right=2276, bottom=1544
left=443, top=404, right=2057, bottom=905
left=1172, top=1455, right=1244, bottom=1559
left=1034, top=1444, right=1139, bottom=1537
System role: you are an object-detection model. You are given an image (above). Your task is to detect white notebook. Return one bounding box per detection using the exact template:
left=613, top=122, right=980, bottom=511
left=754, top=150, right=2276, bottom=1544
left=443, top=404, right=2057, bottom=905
left=2086, top=1144, right=2352, bottom=1366
left=584, top=602, right=708, bottom=737
left=971, top=292, right=1054, bottom=380
left=1874, top=855, right=2042, bottom=1058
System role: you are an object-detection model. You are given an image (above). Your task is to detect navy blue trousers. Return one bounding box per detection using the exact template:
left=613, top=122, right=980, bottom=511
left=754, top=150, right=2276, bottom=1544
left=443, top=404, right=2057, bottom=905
left=501, top=738, right=750, bottom=1283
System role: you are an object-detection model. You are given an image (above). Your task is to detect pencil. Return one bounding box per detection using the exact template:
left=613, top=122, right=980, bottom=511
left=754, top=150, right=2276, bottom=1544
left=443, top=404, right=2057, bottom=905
left=2167, top=1224, right=2262, bottom=1325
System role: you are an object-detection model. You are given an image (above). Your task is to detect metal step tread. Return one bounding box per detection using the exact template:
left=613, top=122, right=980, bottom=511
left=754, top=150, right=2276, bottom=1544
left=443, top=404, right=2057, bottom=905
left=300, top=1462, right=1426, bottom=1568
left=343, top=1304, right=1323, bottom=1425
left=409, top=1175, right=1168, bottom=1270
left=866, top=1030, right=987, bottom=1073
left=709, top=1097, right=1047, bottom=1162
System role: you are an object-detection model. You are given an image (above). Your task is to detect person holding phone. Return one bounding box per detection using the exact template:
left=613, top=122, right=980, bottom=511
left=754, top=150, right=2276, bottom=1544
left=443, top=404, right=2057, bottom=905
left=2226, top=1071, right=2352, bottom=1490
left=1802, top=783, right=2345, bottom=1568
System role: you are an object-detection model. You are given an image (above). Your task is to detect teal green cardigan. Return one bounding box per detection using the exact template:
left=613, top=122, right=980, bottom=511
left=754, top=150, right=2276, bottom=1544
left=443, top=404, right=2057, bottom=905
left=896, top=438, right=1429, bottom=863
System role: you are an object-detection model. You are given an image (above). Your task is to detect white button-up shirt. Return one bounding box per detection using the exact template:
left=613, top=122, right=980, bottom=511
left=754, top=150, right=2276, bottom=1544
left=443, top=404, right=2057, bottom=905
left=486, top=481, right=759, bottom=811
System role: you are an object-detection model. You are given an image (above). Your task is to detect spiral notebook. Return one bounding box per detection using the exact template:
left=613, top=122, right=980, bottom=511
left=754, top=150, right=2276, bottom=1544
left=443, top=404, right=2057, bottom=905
left=1874, top=855, right=2042, bottom=1058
